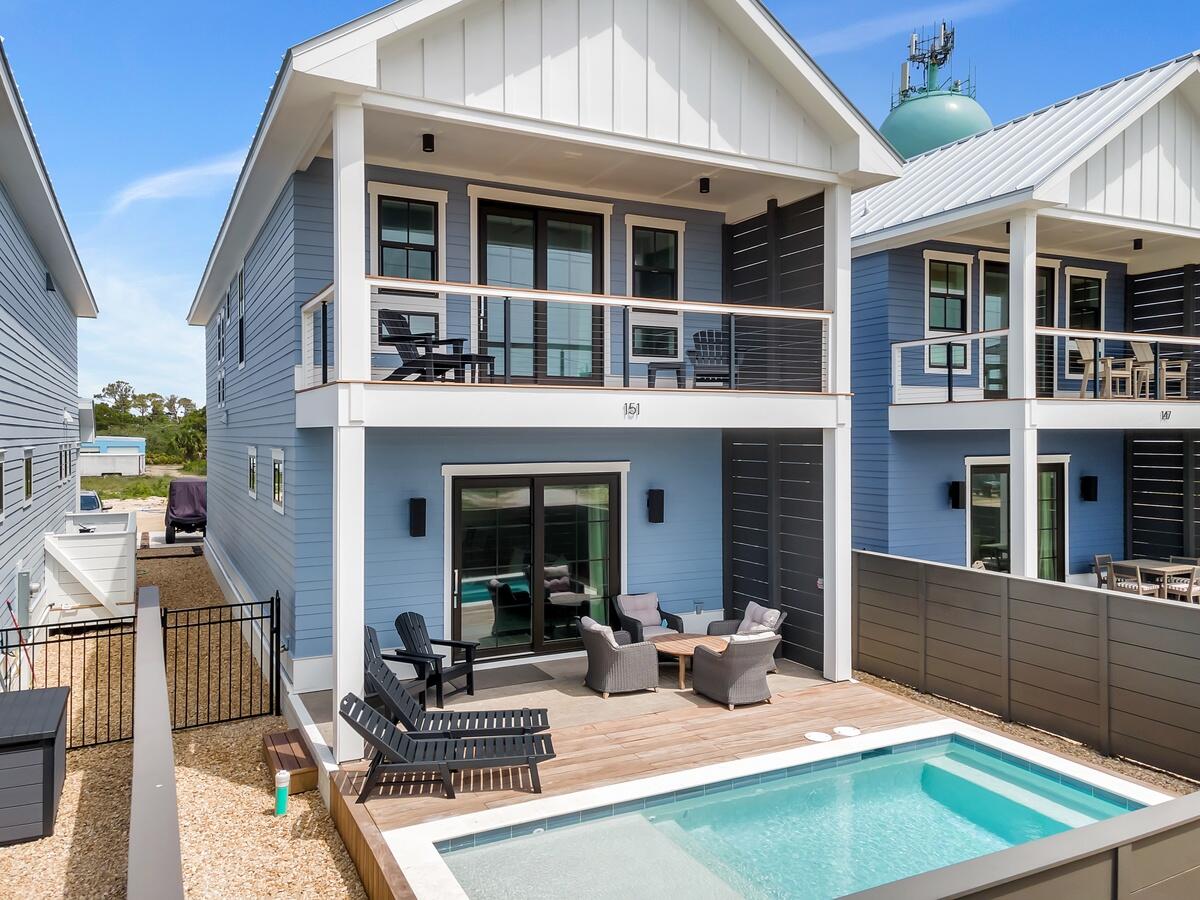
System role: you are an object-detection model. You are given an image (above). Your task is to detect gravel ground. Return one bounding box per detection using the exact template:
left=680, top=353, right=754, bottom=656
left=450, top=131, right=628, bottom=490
left=856, top=670, right=1199, bottom=796
left=0, top=550, right=363, bottom=899
left=174, top=717, right=363, bottom=899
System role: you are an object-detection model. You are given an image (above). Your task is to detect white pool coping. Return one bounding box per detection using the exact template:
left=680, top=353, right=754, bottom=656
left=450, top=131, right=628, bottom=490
left=380, top=718, right=1173, bottom=899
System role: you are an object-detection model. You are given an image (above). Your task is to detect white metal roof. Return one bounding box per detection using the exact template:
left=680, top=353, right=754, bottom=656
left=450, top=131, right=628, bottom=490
left=0, top=41, right=96, bottom=317
left=852, top=51, right=1200, bottom=243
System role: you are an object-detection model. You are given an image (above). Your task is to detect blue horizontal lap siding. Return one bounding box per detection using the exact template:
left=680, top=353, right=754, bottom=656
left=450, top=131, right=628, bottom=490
left=291, top=428, right=722, bottom=659
left=0, top=180, right=77, bottom=617
left=206, top=178, right=301, bottom=668
left=851, top=250, right=890, bottom=552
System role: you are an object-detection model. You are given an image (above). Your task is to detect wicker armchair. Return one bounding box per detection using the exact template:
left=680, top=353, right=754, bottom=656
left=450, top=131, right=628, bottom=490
left=692, top=634, right=781, bottom=710
left=707, top=601, right=787, bottom=672
left=614, top=592, right=684, bottom=643
left=578, top=617, right=659, bottom=699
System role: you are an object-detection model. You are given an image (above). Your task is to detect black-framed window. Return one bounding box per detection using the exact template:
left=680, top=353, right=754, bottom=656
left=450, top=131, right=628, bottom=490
left=379, top=198, right=437, bottom=280
left=928, top=259, right=968, bottom=369
left=1068, top=274, right=1103, bottom=375
left=631, top=227, right=677, bottom=300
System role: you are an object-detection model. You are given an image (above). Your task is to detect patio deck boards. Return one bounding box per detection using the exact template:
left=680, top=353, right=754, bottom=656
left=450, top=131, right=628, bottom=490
left=329, top=678, right=942, bottom=898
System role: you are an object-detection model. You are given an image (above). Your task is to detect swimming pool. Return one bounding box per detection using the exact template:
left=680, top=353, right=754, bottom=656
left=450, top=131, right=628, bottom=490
left=385, top=721, right=1168, bottom=899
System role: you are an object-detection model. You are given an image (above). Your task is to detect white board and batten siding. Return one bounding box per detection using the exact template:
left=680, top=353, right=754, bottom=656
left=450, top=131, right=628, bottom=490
left=1068, top=90, right=1200, bottom=228
left=377, top=0, right=833, bottom=171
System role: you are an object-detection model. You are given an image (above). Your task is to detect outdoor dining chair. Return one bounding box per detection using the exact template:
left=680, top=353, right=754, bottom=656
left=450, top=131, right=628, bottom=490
left=1165, top=566, right=1200, bottom=604
left=1109, top=562, right=1158, bottom=597
left=1093, top=554, right=1113, bottom=590
left=339, top=693, right=555, bottom=801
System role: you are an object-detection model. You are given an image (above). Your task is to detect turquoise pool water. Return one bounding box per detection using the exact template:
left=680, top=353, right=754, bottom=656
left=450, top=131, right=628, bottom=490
left=440, top=736, right=1138, bottom=899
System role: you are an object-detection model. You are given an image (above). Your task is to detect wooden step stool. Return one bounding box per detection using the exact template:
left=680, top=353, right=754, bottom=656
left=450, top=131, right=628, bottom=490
left=263, top=729, right=317, bottom=794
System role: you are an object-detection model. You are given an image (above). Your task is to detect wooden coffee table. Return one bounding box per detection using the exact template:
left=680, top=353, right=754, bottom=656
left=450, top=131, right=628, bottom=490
left=650, top=633, right=728, bottom=690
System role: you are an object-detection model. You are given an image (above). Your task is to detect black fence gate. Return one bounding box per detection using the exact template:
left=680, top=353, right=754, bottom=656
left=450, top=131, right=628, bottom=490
left=160, top=595, right=280, bottom=730
left=0, top=617, right=137, bottom=749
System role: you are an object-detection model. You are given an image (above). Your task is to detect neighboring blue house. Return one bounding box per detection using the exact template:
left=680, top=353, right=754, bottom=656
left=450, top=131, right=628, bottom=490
left=852, top=51, right=1200, bottom=586
left=186, top=0, right=902, bottom=762
left=0, top=44, right=97, bottom=626
left=79, top=436, right=146, bottom=476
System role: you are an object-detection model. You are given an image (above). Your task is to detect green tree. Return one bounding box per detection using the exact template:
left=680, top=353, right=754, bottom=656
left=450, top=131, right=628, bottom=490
left=95, top=381, right=135, bottom=414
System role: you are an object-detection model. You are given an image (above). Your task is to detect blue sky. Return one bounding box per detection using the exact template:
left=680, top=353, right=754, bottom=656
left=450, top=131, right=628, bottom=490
left=0, top=0, right=1195, bottom=403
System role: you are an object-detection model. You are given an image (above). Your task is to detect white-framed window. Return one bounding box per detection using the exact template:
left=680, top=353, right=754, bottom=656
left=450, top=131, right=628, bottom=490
left=240, top=269, right=246, bottom=362
left=369, top=183, right=449, bottom=355
left=625, top=215, right=685, bottom=363
left=924, top=249, right=973, bottom=373
left=22, top=448, right=33, bottom=506
left=1065, top=267, right=1107, bottom=378
left=271, top=449, right=284, bottom=514
left=247, top=446, right=258, bottom=499
left=217, top=369, right=225, bottom=407
left=216, top=311, right=225, bottom=364
left=58, top=445, right=68, bottom=483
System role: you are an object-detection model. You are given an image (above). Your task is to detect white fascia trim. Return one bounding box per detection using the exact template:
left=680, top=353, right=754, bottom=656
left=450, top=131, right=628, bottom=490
left=1064, top=266, right=1110, bottom=281
left=851, top=190, right=1045, bottom=257
left=977, top=250, right=1063, bottom=269
left=466, top=183, right=613, bottom=215
left=441, top=461, right=631, bottom=477
left=624, top=215, right=686, bottom=363
left=1039, top=206, right=1200, bottom=242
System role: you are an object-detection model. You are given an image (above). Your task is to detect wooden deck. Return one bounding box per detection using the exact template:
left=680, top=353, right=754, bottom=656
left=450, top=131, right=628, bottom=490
left=330, top=679, right=943, bottom=898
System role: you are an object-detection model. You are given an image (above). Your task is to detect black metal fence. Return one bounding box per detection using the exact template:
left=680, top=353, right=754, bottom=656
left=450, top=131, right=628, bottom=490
left=0, top=617, right=137, bottom=749
left=160, top=595, right=280, bottom=729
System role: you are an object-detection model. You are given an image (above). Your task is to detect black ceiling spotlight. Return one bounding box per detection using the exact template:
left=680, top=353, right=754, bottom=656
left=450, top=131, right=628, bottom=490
left=422, top=132, right=436, bottom=153
left=1133, top=238, right=1144, bottom=251
left=699, top=176, right=711, bottom=194
left=44, top=272, right=54, bottom=292
left=1004, top=221, right=1010, bottom=234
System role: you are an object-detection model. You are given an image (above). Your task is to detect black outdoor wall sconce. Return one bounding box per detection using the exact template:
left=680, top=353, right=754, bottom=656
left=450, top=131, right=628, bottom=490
left=647, top=489, right=665, bottom=523
left=948, top=481, right=966, bottom=510
left=1080, top=475, right=1099, bottom=502
left=409, top=497, right=427, bottom=537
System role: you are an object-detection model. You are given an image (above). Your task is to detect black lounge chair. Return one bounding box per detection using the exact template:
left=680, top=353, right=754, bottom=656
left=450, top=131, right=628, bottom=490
left=394, top=611, right=477, bottom=708
left=339, top=693, right=555, bottom=801
left=688, top=328, right=746, bottom=388
left=379, top=311, right=466, bottom=382
left=364, top=626, right=426, bottom=708
left=367, top=658, right=549, bottom=737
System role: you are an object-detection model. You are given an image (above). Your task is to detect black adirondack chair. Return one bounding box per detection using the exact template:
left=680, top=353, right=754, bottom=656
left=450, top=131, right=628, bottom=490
left=379, top=311, right=465, bottom=382
left=393, top=612, right=477, bottom=708
left=364, top=626, right=427, bottom=708
left=688, top=328, right=743, bottom=387
left=339, top=694, right=554, bottom=801
left=367, top=658, right=549, bottom=737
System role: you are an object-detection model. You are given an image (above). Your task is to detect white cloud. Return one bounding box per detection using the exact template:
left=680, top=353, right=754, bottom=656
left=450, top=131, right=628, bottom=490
left=108, top=149, right=244, bottom=214
left=798, top=0, right=1017, bottom=55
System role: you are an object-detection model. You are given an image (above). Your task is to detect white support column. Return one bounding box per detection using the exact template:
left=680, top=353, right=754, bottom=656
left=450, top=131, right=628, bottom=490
left=331, top=97, right=369, bottom=763
left=332, top=97, right=370, bottom=382
left=1009, top=424, right=1039, bottom=578
left=332, top=416, right=366, bottom=763
left=1008, top=210, right=1039, bottom=578
left=823, top=182, right=852, bottom=681
left=1008, top=210, right=1038, bottom=400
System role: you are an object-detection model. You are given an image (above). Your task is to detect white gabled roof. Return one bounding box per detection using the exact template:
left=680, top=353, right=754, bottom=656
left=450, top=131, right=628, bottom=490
left=852, top=51, right=1200, bottom=244
left=0, top=40, right=96, bottom=317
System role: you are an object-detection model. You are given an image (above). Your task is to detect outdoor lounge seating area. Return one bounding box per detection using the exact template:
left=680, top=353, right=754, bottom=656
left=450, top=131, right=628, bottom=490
left=1095, top=554, right=1200, bottom=603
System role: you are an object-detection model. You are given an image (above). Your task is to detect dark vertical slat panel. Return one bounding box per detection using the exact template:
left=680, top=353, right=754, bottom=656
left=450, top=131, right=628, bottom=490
left=1127, top=433, right=1186, bottom=560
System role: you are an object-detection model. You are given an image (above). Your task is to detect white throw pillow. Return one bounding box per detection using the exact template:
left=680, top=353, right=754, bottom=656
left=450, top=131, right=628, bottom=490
left=728, top=631, right=778, bottom=644
left=580, top=615, right=620, bottom=649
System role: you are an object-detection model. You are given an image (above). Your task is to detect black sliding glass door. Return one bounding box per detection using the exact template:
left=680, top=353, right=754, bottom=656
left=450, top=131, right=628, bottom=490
left=478, top=201, right=605, bottom=385
left=452, top=473, right=620, bottom=657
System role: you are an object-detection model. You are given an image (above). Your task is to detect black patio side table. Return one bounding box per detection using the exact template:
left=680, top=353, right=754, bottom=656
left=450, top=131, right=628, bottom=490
left=0, top=686, right=69, bottom=845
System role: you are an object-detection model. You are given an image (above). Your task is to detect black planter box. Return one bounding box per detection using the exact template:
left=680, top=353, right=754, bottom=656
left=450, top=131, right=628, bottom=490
left=0, top=686, right=68, bottom=845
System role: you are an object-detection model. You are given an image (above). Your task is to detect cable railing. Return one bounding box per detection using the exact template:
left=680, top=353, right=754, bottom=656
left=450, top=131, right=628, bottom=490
left=299, top=276, right=833, bottom=394
left=891, top=326, right=1200, bottom=404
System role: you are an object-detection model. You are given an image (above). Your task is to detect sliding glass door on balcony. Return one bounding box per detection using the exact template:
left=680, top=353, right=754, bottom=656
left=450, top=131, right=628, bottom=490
left=451, top=473, right=620, bottom=658
left=478, top=202, right=605, bottom=385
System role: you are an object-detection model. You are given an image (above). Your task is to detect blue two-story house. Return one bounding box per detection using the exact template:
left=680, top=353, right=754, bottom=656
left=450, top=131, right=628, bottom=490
left=0, top=44, right=97, bottom=628
left=187, top=0, right=902, bottom=762
left=852, top=50, right=1200, bottom=588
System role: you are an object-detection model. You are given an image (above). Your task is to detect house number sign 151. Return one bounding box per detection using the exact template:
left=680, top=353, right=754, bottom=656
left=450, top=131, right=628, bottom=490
left=624, top=402, right=641, bottom=419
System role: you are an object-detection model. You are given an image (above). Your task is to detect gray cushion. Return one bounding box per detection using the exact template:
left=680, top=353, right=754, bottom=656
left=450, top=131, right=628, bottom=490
left=580, top=615, right=619, bottom=649
left=738, top=601, right=781, bottom=634
left=729, top=631, right=778, bottom=644
left=617, top=593, right=661, bottom=628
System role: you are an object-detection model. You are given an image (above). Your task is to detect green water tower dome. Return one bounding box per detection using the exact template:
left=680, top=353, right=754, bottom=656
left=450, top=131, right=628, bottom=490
left=880, top=23, right=992, bottom=159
